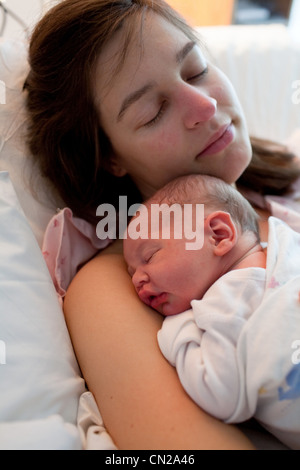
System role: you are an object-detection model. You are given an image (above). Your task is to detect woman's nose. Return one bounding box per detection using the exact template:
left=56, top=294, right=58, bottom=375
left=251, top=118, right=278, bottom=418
left=181, top=86, right=217, bottom=129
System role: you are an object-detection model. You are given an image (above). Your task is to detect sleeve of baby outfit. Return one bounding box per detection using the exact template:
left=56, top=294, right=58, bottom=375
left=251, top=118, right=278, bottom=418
left=158, top=271, right=265, bottom=422
left=158, top=309, right=241, bottom=420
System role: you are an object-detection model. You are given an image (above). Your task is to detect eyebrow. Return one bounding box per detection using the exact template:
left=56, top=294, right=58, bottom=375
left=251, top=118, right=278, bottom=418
left=117, top=82, right=156, bottom=122
left=117, top=40, right=196, bottom=122
left=176, top=40, right=196, bottom=64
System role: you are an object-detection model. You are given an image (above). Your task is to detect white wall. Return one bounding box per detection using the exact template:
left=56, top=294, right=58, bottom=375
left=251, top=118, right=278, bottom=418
left=0, top=0, right=60, bottom=39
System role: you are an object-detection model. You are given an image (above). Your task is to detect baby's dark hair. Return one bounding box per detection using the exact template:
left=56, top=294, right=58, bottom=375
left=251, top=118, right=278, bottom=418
left=146, top=174, right=260, bottom=241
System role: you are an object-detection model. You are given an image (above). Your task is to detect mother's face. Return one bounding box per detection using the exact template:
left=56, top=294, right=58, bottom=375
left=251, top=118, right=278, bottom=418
left=94, top=12, right=251, bottom=199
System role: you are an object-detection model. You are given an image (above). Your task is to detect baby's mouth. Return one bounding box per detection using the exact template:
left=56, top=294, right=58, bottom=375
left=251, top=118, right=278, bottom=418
left=149, top=292, right=168, bottom=311
left=137, top=287, right=168, bottom=311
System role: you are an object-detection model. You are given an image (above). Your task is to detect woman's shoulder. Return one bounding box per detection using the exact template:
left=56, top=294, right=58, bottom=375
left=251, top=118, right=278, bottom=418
left=96, top=238, right=124, bottom=256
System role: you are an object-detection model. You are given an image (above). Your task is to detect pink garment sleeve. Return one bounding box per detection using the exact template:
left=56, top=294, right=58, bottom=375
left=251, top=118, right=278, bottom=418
left=42, top=208, right=111, bottom=303
left=240, top=179, right=300, bottom=235
left=240, top=136, right=300, bottom=234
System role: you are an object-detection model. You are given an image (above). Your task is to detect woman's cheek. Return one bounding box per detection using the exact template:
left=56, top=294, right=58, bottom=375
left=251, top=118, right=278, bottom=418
left=210, top=67, right=238, bottom=104
left=206, top=79, right=232, bottom=109
left=212, top=84, right=229, bottom=103
left=152, top=124, right=183, bottom=156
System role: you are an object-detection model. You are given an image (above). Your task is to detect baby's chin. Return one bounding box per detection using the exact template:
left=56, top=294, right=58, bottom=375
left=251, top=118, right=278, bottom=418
left=160, top=299, right=192, bottom=317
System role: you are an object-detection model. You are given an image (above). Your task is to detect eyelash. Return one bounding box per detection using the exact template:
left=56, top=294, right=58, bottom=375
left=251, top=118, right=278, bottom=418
left=144, top=66, right=209, bottom=128
left=144, top=248, right=160, bottom=264
left=188, top=66, right=209, bottom=82
left=144, top=101, right=167, bottom=127
left=144, top=252, right=155, bottom=263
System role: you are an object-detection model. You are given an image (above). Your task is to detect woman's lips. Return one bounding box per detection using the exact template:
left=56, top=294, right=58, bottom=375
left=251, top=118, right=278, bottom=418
left=197, top=123, right=234, bottom=158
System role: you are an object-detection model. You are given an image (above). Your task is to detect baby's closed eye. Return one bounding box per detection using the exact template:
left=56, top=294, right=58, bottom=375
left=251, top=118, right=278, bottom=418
left=143, top=248, right=160, bottom=264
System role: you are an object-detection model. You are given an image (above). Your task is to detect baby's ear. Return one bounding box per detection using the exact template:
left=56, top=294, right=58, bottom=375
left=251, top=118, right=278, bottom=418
left=206, top=211, right=237, bottom=256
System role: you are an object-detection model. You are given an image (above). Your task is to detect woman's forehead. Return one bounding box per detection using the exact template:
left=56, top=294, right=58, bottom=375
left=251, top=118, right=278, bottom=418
left=93, top=12, right=194, bottom=101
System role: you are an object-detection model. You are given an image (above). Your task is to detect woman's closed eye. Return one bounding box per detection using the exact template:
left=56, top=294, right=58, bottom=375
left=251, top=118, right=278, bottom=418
left=143, top=67, right=209, bottom=128
left=187, top=66, right=209, bottom=83
left=144, top=101, right=167, bottom=127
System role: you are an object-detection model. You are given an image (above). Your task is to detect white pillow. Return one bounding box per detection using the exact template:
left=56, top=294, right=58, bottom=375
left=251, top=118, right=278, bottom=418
left=0, top=171, right=85, bottom=448
left=0, top=416, right=81, bottom=451
left=0, top=38, right=63, bottom=247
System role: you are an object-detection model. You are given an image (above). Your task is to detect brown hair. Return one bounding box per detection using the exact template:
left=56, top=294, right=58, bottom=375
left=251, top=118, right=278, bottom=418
left=238, top=136, right=300, bottom=197
left=24, top=0, right=197, bottom=223
left=24, top=0, right=300, bottom=223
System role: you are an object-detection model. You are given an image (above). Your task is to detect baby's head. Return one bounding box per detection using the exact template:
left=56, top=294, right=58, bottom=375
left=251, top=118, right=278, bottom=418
left=123, top=174, right=260, bottom=316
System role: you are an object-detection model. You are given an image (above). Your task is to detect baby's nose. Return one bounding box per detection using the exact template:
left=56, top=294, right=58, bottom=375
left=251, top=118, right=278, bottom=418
left=132, top=268, right=149, bottom=291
